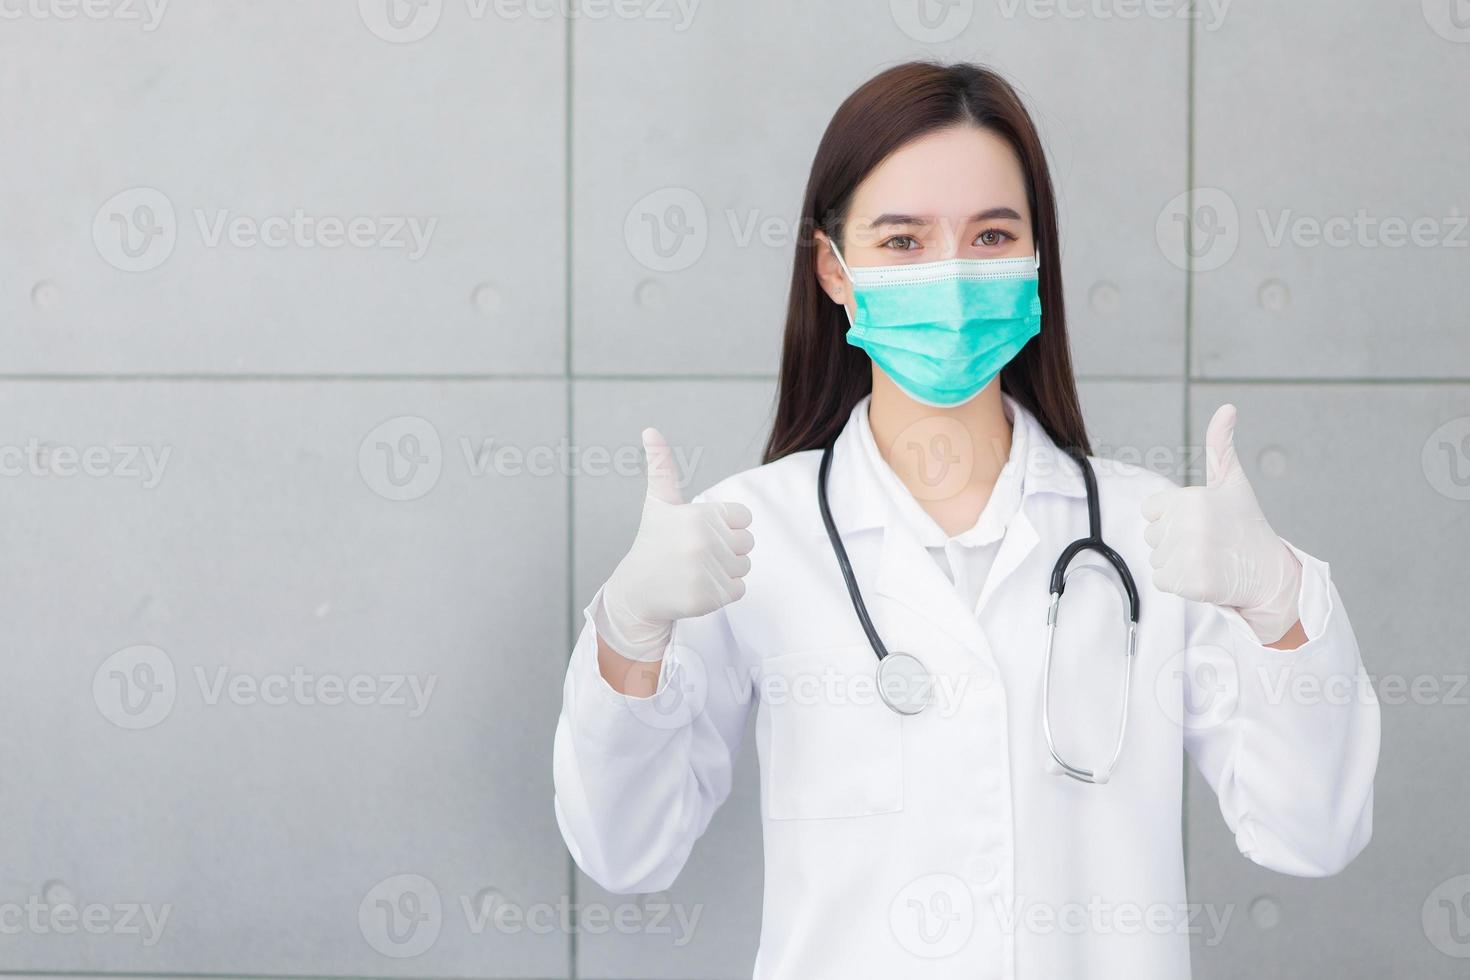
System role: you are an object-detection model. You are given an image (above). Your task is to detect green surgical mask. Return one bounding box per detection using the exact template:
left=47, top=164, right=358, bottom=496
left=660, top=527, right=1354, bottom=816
left=828, top=240, right=1043, bottom=408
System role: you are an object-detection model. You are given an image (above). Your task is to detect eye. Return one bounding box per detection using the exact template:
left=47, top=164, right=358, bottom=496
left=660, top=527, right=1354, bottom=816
left=879, top=234, right=921, bottom=251
left=976, top=228, right=1018, bottom=248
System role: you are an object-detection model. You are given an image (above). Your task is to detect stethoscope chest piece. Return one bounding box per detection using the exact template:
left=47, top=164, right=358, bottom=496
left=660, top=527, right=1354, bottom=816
left=818, top=436, right=1142, bottom=769
left=876, top=651, right=933, bottom=716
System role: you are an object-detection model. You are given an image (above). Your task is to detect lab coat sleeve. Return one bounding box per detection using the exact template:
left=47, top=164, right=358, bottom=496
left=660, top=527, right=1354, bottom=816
left=1180, top=542, right=1380, bottom=877
left=551, top=584, right=755, bottom=895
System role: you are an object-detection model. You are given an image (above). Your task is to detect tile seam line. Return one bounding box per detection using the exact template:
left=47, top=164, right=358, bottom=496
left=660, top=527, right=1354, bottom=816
left=2, top=375, right=1466, bottom=384
left=1181, top=0, right=1197, bottom=883
left=562, top=9, right=578, bottom=980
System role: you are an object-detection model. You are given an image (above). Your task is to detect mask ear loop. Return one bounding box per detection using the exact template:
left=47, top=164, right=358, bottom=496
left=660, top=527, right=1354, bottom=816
left=825, top=235, right=857, bottom=327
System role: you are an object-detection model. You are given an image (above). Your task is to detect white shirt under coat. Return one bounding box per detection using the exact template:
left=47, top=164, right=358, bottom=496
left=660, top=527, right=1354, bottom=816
left=859, top=394, right=1031, bottom=613
left=552, top=396, right=1379, bottom=980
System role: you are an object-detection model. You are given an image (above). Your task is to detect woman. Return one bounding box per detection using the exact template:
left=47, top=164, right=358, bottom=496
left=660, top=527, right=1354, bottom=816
left=553, top=62, right=1378, bottom=978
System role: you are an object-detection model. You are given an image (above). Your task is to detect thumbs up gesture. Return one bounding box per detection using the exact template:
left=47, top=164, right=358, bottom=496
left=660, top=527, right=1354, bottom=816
left=593, top=428, right=755, bottom=661
left=1141, top=405, right=1304, bottom=645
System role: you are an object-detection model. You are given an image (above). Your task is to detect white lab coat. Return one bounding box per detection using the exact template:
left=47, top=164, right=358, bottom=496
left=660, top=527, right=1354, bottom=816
left=552, top=397, right=1379, bottom=980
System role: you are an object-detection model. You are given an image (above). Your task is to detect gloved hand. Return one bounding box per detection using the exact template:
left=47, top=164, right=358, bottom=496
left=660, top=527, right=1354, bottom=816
left=592, top=427, right=755, bottom=661
left=1141, top=404, right=1303, bottom=645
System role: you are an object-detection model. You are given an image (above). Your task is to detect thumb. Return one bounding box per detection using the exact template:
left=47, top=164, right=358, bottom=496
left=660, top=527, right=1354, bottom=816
left=1204, top=403, right=1243, bottom=488
left=642, top=427, right=684, bottom=504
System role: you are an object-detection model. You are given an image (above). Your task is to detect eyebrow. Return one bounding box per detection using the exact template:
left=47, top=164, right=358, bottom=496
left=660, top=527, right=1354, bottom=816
left=870, top=207, right=1024, bottom=227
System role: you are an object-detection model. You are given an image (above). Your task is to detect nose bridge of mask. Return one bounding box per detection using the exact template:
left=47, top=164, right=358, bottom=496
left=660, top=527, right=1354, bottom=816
left=827, top=238, right=1041, bottom=290
left=826, top=239, right=1041, bottom=328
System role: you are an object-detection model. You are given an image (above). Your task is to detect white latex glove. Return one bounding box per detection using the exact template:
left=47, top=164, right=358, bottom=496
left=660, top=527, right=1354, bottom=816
left=592, top=427, right=754, bottom=661
left=1142, top=404, right=1304, bottom=645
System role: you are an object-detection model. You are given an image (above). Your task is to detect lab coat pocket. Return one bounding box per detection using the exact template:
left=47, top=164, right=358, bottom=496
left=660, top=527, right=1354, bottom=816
left=761, top=647, right=904, bottom=820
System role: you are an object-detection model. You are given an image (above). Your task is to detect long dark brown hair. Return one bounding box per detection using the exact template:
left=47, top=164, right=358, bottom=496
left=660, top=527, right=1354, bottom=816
left=762, top=62, right=1090, bottom=463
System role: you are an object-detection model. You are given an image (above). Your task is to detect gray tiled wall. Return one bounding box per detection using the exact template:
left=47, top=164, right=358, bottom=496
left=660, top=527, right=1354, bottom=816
left=1, top=1, right=1466, bottom=977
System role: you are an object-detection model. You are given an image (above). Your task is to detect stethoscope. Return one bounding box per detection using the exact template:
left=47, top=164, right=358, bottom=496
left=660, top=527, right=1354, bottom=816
left=817, top=440, right=1140, bottom=784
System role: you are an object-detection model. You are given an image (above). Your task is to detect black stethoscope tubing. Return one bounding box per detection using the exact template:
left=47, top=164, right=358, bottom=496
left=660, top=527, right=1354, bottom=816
left=816, top=441, right=896, bottom=661
left=816, top=440, right=1141, bottom=665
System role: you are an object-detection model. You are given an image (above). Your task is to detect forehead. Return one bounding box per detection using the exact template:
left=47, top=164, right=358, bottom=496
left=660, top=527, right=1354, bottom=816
left=848, top=124, right=1030, bottom=222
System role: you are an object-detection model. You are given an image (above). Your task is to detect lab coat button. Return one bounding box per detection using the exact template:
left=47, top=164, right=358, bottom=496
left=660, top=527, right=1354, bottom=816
left=966, top=857, right=998, bottom=885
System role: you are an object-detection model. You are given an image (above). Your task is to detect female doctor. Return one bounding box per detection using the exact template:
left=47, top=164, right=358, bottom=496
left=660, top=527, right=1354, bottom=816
left=553, top=62, right=1379, bottom=979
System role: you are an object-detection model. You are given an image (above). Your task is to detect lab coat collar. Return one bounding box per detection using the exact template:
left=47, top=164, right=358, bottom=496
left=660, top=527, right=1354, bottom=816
left=855, top=392, right=1029, bottom=550
left=815, top=391, right=1089, bottom=541
left=814, top=392, right=1090, bottom=644
left=1011, top=398, right=1090, bottom=501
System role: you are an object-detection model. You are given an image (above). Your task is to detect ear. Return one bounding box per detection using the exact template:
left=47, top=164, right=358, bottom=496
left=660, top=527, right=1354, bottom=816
left=813, top=230, right=851, bottom=311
